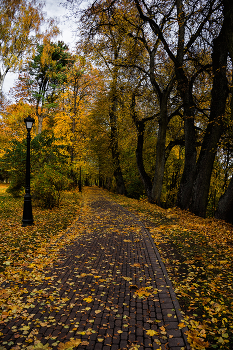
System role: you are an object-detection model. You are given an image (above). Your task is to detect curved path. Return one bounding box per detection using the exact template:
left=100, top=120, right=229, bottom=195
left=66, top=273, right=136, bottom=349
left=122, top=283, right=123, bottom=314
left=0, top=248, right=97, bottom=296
left=0, top=188, right=190, bottom=350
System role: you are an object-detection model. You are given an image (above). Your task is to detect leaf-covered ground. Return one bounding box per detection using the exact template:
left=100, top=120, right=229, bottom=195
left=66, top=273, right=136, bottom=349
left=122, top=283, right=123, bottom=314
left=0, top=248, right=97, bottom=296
left=0, top=185, right=188, bottom=350
left=0, top=184, right=232, bottom=349
left=107, top=191, right=233, bottom=350
left=0, top=184, right=82, bottom=318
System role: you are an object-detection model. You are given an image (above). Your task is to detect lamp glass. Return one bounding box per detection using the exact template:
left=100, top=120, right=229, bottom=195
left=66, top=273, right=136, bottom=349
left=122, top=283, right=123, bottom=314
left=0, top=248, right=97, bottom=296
left=24, top=116, right=35, bottom=131
left=25, top=121, right=33, bottom=130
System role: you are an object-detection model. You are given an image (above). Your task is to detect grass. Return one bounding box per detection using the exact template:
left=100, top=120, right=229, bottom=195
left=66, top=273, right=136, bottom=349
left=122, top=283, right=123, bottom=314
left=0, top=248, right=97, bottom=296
left=106, top=190, right=233, bottom=350
left=0, top=183, right=82, bottom=276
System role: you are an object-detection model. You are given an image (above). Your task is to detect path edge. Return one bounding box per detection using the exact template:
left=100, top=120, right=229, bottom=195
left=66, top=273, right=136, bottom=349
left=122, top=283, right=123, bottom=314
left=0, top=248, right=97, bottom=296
left=104, top=193, right=191, bottom=350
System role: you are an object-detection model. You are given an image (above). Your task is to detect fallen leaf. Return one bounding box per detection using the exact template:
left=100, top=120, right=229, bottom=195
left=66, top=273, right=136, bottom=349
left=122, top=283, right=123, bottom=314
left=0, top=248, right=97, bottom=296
left=83, top=296, right=93, bottom=303
left=146, top=329, right=159, bottom=336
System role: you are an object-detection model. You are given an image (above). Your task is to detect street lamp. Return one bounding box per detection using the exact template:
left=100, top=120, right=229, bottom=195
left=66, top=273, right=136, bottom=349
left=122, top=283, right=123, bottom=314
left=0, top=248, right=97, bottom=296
left=22, top=116, right=35, bottom=227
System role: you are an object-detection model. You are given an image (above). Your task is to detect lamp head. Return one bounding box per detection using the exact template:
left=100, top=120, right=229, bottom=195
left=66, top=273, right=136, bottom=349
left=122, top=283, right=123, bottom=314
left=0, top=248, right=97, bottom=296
left=24, top=116, right=35, bottom=131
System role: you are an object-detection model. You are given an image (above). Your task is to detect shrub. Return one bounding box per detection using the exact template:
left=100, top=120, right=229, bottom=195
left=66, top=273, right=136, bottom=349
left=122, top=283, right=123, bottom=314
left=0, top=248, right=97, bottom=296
left=32, top=165, right=70, bottom=209
left=1, top=131, right=70, bottom=199
left=2, top=140, right=26, bottom=197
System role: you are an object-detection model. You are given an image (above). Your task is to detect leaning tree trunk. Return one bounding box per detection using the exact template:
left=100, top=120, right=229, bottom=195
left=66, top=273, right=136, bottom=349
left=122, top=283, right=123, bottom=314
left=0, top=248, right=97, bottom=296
left=152, top=105, right=169, bottom=205
left=175, top=0, right=197, bottom=210
left=189, top=19, right=229, bottom=217
left=176, top=71, right=197, bottom=210
left=213, top=0, right=233, bottom=224
left=135, top=121, right=153, bottom=202
left=130, top=93, right=154, bottom=202
left=109, top=68, right=127, bottom=195
left=215, top=175, right=233, bottom=224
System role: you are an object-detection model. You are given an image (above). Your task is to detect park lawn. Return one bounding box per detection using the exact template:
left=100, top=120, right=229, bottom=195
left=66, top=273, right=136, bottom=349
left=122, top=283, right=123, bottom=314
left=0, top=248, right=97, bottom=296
left=107, top=190, right=233, bottom=350
left=0, top=184, right=82, bottom=313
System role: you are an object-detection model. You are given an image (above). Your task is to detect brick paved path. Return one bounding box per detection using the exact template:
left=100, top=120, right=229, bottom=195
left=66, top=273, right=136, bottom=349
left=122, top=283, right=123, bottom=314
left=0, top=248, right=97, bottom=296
left=0, top=188, right=190, bottom=350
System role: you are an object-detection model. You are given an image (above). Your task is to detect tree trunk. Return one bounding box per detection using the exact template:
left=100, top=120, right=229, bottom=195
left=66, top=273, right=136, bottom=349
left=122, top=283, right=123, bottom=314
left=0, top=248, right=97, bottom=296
left=224, top=0, right=233, bottom=62
left=0, top=73, right=5, bottom=97
left=136, top=121, right=153, bottom=201
left=109, top=67, right=127, bottom=195
left=37, top=114, right=43, bottom=134
left=0, top=67, right=9, bottom=98
left=175, top=0, right=198, bottom=209
left=152, top=106, right=168, bottom=205
left=215, top=175, right=233, bottom=224
left=213, top=0, right=233, bottom=224
left=190, top=21, right=229, bottom=217
left=176, top=71, right=197, bottom=209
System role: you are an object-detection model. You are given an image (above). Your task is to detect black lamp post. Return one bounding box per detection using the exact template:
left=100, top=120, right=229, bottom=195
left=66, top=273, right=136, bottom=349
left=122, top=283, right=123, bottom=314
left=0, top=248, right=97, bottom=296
left=22, top=116, right=35, bottom=227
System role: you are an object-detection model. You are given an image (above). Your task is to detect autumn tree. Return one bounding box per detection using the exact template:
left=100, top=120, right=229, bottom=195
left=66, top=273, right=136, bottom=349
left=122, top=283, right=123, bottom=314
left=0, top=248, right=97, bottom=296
left=119, top=10, right=180, bottom=204
left=16, top=41, right=73, bottom=133
left=131, top=0, right=232, bottom=218
left=64, top=0, right=233, bottom=223
left=77, top=2, right=131, bottom=195
left=53, top=54, right=100, bottom=186
left=0, top=100, right=33, bottom=144
left=214, top=0, right=233, bottom=224
left=0, top=0, right=58, bottom=97
left=66, top=0, right=211, bottom=206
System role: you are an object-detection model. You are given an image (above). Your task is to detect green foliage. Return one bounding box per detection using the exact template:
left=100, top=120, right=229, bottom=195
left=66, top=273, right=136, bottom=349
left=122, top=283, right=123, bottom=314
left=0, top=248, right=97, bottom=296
left=32, top=165, right=70, bottom=209
left=27, top=41, right=74, bottom=106
left=1, top=131, right=70, bottom=207
left=2, top=139, right=26, bottom=197
left=125, top=177, right=145, bottom=199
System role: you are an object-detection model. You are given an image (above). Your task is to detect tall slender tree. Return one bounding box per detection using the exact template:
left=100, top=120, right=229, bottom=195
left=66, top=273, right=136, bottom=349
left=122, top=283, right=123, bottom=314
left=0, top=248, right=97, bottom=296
left=16, top=41, right=73, bottom=133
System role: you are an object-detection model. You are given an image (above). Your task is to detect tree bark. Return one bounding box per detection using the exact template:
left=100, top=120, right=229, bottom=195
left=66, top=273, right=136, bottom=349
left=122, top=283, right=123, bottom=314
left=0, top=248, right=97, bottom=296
left=152, top=106, right=168, bottom=205
left=147, top=47, right=175, bottom=204
left=213, top=0, right=233, bottom=223
left=215, top=175, right=233, bottom=224
left=135, top=120, right=153, bottom=201
left=190, top=20, right=229, bottom=217
left=37, top=113, right=44, bottom=134
left=176, top=71, right=197, bottom=210
left=109, top=66, right=127, bottom=195
left=0, top=68, right=9, bottom=97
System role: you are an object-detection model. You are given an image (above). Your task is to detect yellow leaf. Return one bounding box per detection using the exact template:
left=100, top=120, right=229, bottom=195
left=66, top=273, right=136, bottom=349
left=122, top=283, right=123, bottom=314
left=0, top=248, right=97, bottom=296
left=178, top=322, right=186, bottom=329
left=33, top=341, right=51, bottom=349
left=58, top=339, right=82, bottom=350
left=146, top=329, right=159, bottom=336
left=83, top=296, right=93, bottom=303
left=122, top=276, right=132, bottom=281
left=81, top=341, right=89, bottom=346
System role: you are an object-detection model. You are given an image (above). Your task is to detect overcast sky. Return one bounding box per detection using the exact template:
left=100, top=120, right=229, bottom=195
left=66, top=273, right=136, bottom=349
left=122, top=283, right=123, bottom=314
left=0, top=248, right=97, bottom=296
left=3, top=0, right=77, bottom=95
left=43, top=0, right=77, bottom=49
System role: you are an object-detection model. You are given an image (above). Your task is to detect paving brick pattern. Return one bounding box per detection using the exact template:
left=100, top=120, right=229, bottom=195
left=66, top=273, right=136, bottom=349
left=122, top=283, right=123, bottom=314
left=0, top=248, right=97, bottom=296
left=0, top=189, right=190, bottom=349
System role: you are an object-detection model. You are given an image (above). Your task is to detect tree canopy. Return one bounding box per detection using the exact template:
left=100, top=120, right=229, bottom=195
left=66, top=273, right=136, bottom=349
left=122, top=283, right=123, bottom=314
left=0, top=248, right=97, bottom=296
left=1, top=0, right=233, bottom=224
left=0, top=0, right=59, bottom=98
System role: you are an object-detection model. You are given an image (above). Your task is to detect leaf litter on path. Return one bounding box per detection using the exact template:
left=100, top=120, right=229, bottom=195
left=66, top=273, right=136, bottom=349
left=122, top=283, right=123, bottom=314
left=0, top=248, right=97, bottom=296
left=0, top=187, right=183, bottom=349
left=108, top=190, right=233, bottom=350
